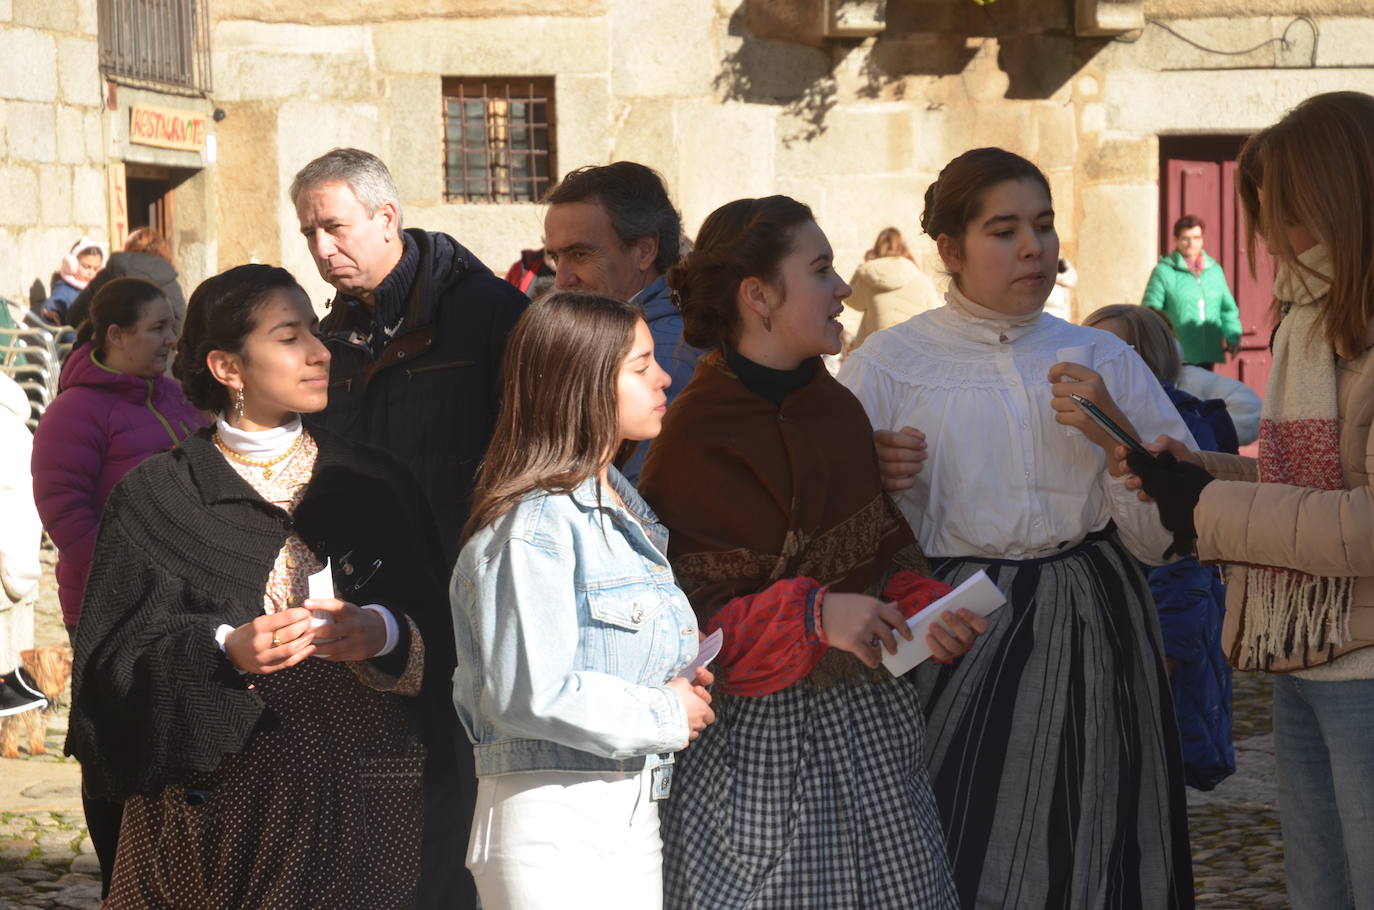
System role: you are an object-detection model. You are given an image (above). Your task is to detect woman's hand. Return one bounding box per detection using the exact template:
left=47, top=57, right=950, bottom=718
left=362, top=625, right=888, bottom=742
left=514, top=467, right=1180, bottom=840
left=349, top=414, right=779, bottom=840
left=1047, top=363, right=1142, bottom=474
left=1122, top=435, right=1203, bottom=502
left=926, top=608, right=988, bottom=661
left=667, top=667, right=716, bottom=742
left=821, top=593, right=913, bottom=669
left=1123, top=447, right=1215, bottom=558
left=224, top=607, right=316, bottom=674
left=303, top=598, right=387, bottom=661
left=873, top=426, right=927, bottom=493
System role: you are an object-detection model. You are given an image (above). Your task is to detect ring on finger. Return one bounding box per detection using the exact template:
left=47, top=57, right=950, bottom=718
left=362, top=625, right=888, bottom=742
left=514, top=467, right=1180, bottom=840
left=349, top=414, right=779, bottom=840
left=272, top=632, right=281, bottom=647
left=868, top=634, right=882, bottom=649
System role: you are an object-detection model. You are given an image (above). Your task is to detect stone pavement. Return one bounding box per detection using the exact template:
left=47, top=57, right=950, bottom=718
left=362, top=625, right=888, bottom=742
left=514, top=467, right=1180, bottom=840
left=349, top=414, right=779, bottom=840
left=0, top=678, right=1292, bottom=909
left=0, top=550, right=1291, bottom=907
left=1188, top=671, right=1287, bottom=908
left=0, top=714, right=102, bottom=910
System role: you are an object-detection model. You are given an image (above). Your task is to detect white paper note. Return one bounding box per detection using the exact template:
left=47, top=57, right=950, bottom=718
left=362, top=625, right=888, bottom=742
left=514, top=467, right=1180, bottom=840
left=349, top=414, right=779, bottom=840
left=880, top=570, right=1006, bottom=677
left=1056, top=343, right=1096, bottom=439
left=676, top=628, right=723, bottom=681
left=306, top=559, right=335, bottom=630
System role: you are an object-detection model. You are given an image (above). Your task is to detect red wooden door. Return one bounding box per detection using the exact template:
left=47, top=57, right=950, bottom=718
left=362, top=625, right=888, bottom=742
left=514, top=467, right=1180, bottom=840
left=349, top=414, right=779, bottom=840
left=1158, top=138, right=1274, bottom=397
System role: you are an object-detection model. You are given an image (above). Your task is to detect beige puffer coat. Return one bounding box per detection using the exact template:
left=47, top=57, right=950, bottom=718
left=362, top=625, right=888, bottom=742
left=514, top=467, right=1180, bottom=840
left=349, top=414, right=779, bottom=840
left=1195, top=323, right=1374, bottom=673
left=843, top=257, right=941, bottom=350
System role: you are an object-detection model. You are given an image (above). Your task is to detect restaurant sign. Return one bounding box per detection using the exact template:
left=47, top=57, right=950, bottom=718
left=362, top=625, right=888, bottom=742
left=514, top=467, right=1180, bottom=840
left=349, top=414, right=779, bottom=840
left=129, top=103, right=208, bottom=153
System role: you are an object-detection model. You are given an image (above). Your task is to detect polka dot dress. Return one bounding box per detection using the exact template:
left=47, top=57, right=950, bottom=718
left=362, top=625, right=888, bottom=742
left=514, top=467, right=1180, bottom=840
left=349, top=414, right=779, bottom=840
left=107, top=433, right=426, bottom=909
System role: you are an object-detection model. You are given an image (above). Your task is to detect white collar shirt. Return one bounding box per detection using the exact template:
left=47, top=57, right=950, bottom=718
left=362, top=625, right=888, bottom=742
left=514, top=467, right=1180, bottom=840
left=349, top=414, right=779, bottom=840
left=838, top=305, right=1196, bottom=565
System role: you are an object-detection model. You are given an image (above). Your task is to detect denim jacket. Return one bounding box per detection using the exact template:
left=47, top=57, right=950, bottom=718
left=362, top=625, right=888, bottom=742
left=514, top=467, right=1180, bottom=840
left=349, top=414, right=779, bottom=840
left=451, top=467, right=699, bottom=776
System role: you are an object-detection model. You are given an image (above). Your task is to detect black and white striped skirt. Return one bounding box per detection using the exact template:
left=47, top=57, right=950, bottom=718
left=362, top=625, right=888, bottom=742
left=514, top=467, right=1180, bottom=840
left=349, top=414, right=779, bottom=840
left=917, top=533, right=1194, bottom=909
left=661, top=673, right=958, bottom=909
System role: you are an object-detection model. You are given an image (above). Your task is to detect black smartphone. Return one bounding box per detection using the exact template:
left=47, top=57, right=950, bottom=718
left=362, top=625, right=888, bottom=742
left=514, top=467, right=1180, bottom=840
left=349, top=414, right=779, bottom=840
left=1069, top=394, right=1153, bottom=459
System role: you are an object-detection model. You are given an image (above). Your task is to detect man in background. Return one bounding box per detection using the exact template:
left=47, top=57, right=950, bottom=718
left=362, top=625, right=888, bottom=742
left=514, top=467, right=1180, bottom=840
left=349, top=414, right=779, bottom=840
left=1142, top=214, right=1242, bottom=370
left=542, top=161, right=699, bottom=482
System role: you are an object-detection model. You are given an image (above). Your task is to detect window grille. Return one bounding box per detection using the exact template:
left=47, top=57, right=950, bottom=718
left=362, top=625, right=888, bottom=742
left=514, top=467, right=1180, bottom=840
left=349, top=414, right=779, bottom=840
left=443, top=79, right=556, bottom=204
left=98, top=0, right=212, bottom=94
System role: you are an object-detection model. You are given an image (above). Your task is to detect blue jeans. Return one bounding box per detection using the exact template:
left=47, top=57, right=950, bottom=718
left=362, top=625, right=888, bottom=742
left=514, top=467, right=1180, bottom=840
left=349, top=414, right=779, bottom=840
left=1273, top=674, right=1374, bottom=909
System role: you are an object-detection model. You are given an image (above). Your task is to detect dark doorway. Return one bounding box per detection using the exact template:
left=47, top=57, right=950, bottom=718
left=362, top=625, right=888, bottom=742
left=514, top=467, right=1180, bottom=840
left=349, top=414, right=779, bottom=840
left=123, top=163, right=195, bottom=254
left=1158, top=136, right=1275, bottom=405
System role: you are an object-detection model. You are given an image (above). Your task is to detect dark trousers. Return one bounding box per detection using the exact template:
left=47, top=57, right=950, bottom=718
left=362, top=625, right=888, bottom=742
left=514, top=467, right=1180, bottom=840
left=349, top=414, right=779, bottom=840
left=68, top=623, right=122, bottom=898
left=416, top=726, right=479, bottom=909
left=82, top=792, right=123, bottom=897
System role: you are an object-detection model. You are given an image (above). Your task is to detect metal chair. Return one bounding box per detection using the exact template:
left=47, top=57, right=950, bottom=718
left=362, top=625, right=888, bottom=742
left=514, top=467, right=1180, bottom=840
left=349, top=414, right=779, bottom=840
left=0, top=323, right=61, bottom=429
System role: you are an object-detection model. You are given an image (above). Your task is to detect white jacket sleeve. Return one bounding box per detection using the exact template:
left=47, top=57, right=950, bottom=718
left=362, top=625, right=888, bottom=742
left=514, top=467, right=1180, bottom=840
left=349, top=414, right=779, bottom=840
left=1176, top=363, right=1262, bottom=446
left=0, top=378, right=40, bottom=603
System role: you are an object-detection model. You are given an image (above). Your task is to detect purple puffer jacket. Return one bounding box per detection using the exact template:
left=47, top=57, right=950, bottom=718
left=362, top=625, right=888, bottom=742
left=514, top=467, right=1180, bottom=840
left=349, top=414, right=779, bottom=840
left=31, top=343, right=206, bottom=626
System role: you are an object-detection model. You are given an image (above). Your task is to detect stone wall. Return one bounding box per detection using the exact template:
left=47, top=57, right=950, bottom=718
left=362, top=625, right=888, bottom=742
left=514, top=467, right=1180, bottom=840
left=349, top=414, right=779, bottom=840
left=0, top=0, right=105, bottom=308
left=206, top=0, right=1374, bottom=318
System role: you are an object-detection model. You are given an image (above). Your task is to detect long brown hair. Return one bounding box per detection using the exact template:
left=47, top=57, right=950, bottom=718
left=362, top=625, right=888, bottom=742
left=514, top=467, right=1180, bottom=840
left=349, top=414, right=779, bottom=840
left=463, top=291, right=642, bottom=541
left=1237, top=91, right=1374, bottom=359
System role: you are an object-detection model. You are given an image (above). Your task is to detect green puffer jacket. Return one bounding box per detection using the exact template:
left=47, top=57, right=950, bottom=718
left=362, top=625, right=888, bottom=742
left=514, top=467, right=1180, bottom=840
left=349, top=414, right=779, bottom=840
left=1141, top=251, right=1242, bottom=364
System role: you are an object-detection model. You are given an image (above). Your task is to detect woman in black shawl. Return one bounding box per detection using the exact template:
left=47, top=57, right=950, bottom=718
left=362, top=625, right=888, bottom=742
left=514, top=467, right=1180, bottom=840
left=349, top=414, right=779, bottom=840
left=66, top=265, right=449, bottom=909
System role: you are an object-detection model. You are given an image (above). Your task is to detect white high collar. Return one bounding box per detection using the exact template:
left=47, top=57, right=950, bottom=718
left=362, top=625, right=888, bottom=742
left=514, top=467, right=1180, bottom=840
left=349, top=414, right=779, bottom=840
left=216, top=414, right=303, bottom=460
left=945, top=283, right=1046, bottom=331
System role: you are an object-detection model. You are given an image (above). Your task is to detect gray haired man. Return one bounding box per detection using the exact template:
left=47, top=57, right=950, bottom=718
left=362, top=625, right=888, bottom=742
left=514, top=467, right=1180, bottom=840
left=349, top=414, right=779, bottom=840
left=293, top=147, right=527, bottom=910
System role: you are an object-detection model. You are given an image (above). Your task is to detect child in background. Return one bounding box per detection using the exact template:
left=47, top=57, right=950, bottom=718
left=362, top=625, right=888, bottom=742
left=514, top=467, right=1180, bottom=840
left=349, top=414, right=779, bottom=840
left=38, top=237, right=107, bottom=327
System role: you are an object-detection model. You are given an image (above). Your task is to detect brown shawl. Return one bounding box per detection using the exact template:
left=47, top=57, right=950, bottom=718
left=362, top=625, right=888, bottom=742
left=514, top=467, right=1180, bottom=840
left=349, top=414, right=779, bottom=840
left=640, top=351, right=925, bottom=686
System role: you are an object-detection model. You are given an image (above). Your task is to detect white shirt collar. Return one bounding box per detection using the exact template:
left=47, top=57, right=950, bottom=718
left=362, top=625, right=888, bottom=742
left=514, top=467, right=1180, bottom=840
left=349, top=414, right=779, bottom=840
left=216, top=414, right=303, bottom=460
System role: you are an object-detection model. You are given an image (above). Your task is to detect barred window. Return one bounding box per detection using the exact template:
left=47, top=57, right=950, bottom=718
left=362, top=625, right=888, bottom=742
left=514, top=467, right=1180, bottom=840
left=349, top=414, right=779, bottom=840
left=443, top=78, right=556, bottom=204
left=98, top=0, right=213, bottom=94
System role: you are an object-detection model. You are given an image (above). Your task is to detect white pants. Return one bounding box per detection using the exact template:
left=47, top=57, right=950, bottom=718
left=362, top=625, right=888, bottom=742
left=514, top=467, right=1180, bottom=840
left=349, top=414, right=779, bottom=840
left=467, top=768, right=663, bottom=910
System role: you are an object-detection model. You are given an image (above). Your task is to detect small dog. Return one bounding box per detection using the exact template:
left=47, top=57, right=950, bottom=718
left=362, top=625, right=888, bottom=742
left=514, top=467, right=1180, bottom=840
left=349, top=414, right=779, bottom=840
left=0, top=645, right=73, bottom=759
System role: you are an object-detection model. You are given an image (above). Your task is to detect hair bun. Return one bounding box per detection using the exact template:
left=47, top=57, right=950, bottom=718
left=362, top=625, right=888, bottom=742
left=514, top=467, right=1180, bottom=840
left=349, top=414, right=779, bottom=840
left=920, top=182, right=939, bottom=235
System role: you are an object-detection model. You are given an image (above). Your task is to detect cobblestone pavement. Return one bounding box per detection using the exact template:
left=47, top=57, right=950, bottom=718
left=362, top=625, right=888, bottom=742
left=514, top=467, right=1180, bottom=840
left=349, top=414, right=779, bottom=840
left=1, top=551, right=1291, bottom=908
left=1189, top=671, right=1287, bottom=908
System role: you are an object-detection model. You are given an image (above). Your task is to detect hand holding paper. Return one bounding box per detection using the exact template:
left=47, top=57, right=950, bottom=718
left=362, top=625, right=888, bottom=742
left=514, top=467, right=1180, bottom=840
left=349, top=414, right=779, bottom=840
left=306, top=559, right=337, bottom=641
left=880, top=571, right=1005, bottom=676
left=676, top=628, right=722, bottom=681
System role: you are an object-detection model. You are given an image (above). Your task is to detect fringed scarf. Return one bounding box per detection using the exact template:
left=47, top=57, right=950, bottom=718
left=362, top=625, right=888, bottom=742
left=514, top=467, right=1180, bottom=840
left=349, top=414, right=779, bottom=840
left=1244, top=243, right=1356, bottom=667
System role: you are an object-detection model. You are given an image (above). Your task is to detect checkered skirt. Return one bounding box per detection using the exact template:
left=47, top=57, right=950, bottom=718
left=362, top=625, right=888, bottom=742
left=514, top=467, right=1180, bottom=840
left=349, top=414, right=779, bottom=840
left=661, top=673, right=958, bottom=909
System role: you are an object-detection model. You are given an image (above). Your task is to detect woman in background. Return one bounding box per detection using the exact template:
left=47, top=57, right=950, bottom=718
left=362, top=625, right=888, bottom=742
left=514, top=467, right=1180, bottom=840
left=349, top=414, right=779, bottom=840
left=68, top=228, right=187, bottom=342
left=32, top=278, right=201, bottom=637
left=32, top=276, right=200, bottom=898
left=37, top=237, right=107, bottom=327
left=843, top=226, right=941, bottom=351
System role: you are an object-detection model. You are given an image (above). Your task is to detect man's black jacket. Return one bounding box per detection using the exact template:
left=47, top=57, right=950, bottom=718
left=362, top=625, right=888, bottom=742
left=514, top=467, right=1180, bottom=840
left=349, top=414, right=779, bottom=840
left=310, top=228, right=528, bottom=563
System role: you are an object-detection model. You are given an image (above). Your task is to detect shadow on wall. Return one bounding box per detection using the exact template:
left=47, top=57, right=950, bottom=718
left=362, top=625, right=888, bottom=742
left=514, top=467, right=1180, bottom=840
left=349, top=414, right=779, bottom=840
left=714, top=0, right=1114, bottom=140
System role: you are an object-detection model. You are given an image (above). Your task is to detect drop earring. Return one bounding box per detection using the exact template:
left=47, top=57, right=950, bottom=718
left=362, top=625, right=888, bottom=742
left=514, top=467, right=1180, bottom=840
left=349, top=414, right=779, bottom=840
left=234, top=388, right=245, bottom=420
left=762, top=313, right=773, bottom=333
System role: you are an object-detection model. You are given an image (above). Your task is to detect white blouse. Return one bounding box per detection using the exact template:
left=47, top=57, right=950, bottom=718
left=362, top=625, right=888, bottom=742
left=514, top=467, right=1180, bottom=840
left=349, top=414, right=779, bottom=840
left=838, top=305, right=1196, bottom=565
